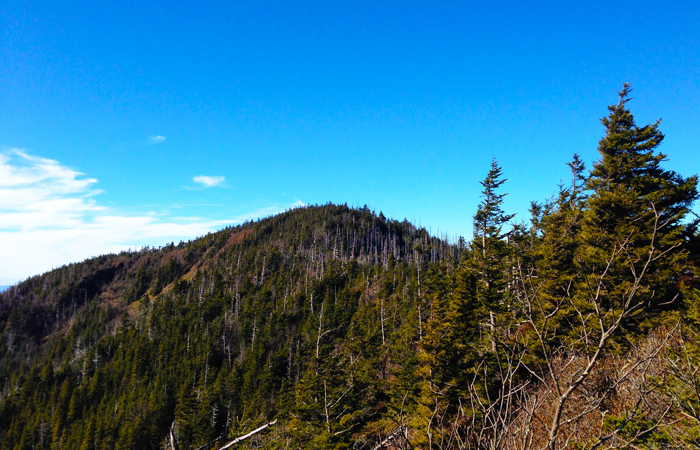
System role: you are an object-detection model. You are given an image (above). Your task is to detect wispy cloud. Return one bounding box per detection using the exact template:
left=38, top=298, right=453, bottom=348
left=149, top=135, right=166, bottom=144
left=0, top=149, right=301, bottom=285
left=0, top=150, right=102, bottom=230
left=193, top=175, right=225, bottom=188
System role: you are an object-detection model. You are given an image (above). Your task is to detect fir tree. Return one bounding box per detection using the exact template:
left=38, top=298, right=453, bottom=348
left=419, top=159, right=516, bottom=446
left=529, top=153, right=587, bottom=331
left=471, top=158, right=516, bottom=350
left=473, top=158, right=516, bottom=259
left=581, top=83, right=698, bottom=320
left=509, top=86, right=699, bottom=450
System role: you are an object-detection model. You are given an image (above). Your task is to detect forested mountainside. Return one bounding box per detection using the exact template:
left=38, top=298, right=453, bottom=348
left=0, top=203, right=458, bottom=450
left=2, top=85, right=700, bottom=450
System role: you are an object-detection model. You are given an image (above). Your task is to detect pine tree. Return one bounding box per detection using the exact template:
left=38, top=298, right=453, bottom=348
left=581, top=83, right=698, bottom=322
left=529, top=153, right=587, bottom=330
left=471, top=158, right=516, bottom=351
left=473, top=158, right=516, bottom=260
left=418, top=159, right=516, bottom=446
left=507, top=86, right=699, bottom=450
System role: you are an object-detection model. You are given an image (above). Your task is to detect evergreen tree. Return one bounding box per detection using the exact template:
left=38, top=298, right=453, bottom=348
left=508, top=86, right=699, bottom=450
left=419, top=159, right=516, bottom=446
left=1, top=98, right=697, bottom=449
left=473, top=158, right=516, bottom=259
left=581, top=83, right=698, bottom=322
left=528, top=153, right=587, bottom=335
left=471, top=158, right=516, bottom=350
left=424, top=158, right=515, bottom=383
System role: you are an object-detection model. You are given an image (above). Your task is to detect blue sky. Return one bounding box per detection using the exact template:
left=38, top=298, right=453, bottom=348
left=1, top=0, right=699, bottom=285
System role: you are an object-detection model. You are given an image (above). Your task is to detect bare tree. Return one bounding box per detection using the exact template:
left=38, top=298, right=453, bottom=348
left=661, top=320, right=700, bottom=448
left=504, top=209, right=679, bottom=449
left=443, top=208, right=683, bottom=450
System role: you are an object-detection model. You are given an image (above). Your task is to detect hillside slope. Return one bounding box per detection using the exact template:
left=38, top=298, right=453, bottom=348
left=2, top=88, right=700, bottom=450
left=0, top=204, right=456, bottom=449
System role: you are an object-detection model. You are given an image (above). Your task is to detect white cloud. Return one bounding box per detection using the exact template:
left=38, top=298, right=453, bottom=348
left=193, top=175, right=225, bottom=188
left=0, top=150, right=102, bottom=231
left=0, top=149, right=301, bottom=285
left=149, top=135, right=166, bottom=144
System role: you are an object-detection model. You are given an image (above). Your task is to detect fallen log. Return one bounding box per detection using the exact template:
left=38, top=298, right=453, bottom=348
left=217, top=419, right=278, bottom=450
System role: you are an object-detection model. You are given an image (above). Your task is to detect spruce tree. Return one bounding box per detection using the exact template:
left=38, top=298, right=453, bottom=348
left=471, top=158, right=516, bottom=350
left=505, top=86, right=699, bottom=450
left=529, top=153, right=587, bottom=330
left=419, top=159, right=516, bottom=445
left=425, top=158, right=515, bottom=374
left=473, top=158, right=516, bottom=260
left=581, top=83, right=698, bottom=322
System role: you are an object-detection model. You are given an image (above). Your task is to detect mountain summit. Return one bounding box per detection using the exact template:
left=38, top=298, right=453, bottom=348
left=1, top=204, right=456, bottom=449
left=2, top=88, right=700, bottom=450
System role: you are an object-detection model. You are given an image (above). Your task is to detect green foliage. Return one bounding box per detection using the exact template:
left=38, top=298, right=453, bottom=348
left=580, top=84, right=697, bottom=336
left=0, top=204, right=453, bottom=449
left=0, top=87, right=698, bottom=449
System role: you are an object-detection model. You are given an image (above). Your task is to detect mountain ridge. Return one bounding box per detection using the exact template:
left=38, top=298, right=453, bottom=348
left=0, top=203, right=457, bottom=449
left=3, top=86, right=700, bottom=450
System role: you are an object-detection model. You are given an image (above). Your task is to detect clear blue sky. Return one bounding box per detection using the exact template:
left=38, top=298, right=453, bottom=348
left=1, top=0, right=699, bottom=285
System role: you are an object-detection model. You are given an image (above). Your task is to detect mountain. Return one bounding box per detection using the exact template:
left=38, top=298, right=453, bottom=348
left=2, top=87, right=700, bottom=450
left=1, top=196, right=699, bottom=449
left=0, top=204, right=456, bottom=449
